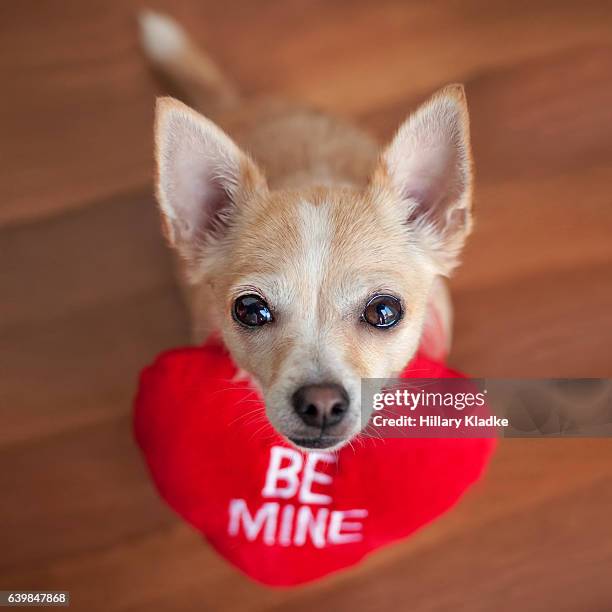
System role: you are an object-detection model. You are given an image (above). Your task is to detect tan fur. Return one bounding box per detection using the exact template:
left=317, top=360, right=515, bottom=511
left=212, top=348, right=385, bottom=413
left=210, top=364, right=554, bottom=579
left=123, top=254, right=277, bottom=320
left=216, top=99, right=380, bottom=189
left=142, top=13, right=474, bottom=450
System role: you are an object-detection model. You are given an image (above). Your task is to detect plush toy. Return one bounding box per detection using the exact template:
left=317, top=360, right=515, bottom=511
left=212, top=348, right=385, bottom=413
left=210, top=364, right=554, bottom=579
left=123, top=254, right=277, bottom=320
left=134, top=343, right=495, bottom=586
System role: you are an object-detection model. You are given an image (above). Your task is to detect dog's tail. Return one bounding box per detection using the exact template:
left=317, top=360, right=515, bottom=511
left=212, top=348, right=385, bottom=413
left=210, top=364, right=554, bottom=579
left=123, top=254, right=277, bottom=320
left=138, top=10, right=238, bottom=111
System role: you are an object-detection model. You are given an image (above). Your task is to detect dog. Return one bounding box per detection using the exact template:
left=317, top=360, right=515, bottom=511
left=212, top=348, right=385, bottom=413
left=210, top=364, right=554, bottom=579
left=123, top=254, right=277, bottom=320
left=139, top=11, right=473, bottom=452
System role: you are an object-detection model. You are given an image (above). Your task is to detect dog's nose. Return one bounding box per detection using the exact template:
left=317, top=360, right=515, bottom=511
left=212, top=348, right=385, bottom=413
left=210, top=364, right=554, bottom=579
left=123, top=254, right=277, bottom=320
left=292, top=384, right=349, bottom=428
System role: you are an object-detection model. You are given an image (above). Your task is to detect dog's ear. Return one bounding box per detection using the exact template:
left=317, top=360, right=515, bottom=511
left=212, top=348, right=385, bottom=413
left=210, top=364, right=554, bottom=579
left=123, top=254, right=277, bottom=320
left=373, top=85, right=473, bottom=275
left=154, top=97, right=267, bottom=258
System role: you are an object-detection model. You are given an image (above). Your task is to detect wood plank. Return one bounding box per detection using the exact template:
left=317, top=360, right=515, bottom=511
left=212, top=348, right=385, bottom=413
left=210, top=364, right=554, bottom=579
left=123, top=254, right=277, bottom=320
left=2, top=1, right=612, bottom=610
left=3, top=438, right=612, bottom=611
left=0, top=192, right=189, bottom=447
left=265, top=470, right=612, bottom=612
left=3, top=0, right=611, bottom=225
left=1, top=1, right=157, bottom=225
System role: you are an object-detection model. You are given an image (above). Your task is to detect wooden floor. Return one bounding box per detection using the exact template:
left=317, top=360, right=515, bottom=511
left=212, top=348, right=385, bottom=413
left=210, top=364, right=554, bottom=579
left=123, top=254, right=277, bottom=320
left=2, top=1, right=612, bottom=610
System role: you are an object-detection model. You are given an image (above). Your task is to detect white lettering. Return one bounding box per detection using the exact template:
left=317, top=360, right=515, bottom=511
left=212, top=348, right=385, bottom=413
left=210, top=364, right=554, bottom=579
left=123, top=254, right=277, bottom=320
left=228, top=499, right=278, bottom=545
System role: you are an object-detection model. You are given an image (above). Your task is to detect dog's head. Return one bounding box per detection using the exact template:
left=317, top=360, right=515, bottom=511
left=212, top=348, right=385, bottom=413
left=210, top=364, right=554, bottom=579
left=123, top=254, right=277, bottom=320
left=154, top=86, right=473, bottom=451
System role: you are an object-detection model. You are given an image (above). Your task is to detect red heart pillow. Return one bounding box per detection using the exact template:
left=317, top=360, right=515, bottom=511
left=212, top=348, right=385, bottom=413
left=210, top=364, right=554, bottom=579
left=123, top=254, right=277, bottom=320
left=134, top=343, right=495, bottom=586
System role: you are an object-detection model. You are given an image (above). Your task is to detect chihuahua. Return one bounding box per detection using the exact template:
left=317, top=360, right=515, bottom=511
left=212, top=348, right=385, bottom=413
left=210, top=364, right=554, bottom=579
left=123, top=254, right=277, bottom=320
left=139, top=11, right=473, bottom=451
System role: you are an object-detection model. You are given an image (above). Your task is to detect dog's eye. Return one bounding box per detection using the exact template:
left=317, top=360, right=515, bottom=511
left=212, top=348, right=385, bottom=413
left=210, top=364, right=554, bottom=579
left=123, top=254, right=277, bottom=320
left=362, top=294, right=403, bottom=329
left=233, top=294, right=273, bottom=327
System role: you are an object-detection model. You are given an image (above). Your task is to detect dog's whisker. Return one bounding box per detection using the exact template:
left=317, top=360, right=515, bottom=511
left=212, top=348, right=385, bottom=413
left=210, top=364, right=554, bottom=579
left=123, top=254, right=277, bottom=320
left=242, top=414, right=269, bottom=428
left=365, top=424, right=385, bottom=443
left=248, top=422, right=274, bottom=442
left=227, top=405, right=265, bottom=427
